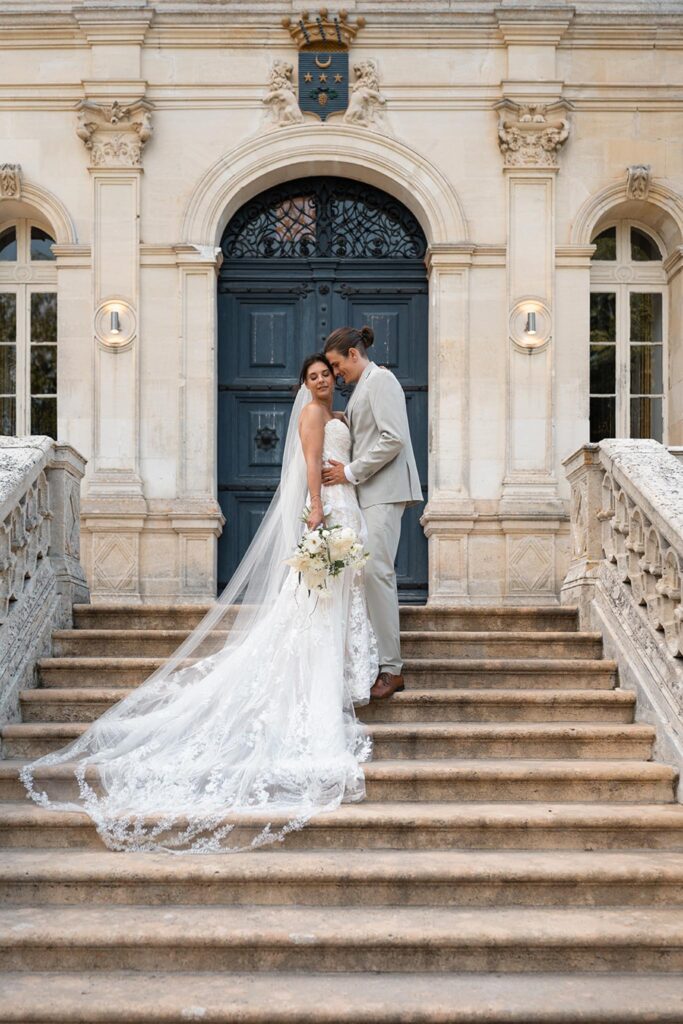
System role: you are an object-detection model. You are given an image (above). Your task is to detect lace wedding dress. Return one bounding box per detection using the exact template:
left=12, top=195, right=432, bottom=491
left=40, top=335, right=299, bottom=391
left=21, top=398, right=378, bottom=853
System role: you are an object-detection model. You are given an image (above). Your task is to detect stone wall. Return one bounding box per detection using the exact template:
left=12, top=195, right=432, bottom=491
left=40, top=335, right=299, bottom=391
left=1, top=1, right=682, bottom=602
left=562, top=440, right=683, bottom=793
left=0, top=438, right=88, bottom=727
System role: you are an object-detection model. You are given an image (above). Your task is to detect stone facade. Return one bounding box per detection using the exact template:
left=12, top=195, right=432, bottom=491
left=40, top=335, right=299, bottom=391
left=1, top=0, right=683, bottom=604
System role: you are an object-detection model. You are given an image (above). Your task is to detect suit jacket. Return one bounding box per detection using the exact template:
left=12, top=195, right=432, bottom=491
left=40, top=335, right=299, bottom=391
left=346, top=362, right=423, bottom=509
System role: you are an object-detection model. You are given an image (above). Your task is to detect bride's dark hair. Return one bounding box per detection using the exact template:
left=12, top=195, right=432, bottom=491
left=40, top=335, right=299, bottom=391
left=298, top=351, right=334, bottom=387
left=324, top=325, right=374, bottom=357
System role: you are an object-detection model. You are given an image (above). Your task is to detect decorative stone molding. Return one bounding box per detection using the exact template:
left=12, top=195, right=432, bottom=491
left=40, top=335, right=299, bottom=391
left=496, top=100, right=571, bottom=169
left=626, top=164, right=652, bottom=200
left=75, top=98, right=153, bottom=168
left=0, top=437, right=88, bottom=725
left=263, top=60, right=303, bottom=127
left=182, top=125, right=467, bottom=247
left=562, top=440, right=683, bottom=786
left=0, top=164, right=21, bottom=199
left=343, top=60, right=386, bottom=129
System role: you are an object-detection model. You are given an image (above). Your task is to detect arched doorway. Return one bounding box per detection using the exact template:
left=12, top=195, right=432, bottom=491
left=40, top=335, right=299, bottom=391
left=217, top=176, right=428, bottom=601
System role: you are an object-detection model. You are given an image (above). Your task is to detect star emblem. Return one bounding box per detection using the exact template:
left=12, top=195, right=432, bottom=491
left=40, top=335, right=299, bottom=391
left=304, top=72, right=313, bottom=82
left=319, top=72, right=327, bottom=82
left=334, top=73, right=343, bottom=83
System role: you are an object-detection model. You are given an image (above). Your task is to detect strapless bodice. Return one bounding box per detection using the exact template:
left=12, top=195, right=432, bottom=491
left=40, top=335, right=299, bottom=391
left=323, top=417, right=352, bottom=464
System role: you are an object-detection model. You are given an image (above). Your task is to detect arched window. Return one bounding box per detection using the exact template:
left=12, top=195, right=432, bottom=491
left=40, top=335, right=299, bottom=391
left=590, top=220, right=666, bottom=442
left=0, top=217, right=57, bottom=438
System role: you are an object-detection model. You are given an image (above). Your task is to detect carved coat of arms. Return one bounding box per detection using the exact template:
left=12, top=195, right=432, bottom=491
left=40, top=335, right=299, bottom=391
left=281, top=8, right=365, bottom=123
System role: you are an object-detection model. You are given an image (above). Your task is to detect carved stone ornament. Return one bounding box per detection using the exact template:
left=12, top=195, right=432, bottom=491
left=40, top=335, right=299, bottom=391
left=343, top=60, right=386, bottom=129
left=0, top=164, right=21, bottom=199
left=627, top=164, right=651, bottom=201
left=75, top=98, right=154, bottom=168
left=496, top=100, right=571, bottom=169
left=282, top=7, right=365, bottom=50
left=263, top=61, right=304, bottom=127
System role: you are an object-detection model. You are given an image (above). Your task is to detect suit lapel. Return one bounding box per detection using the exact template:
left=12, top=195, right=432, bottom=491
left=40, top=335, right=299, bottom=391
left=346, top=362, right=375, bottom=424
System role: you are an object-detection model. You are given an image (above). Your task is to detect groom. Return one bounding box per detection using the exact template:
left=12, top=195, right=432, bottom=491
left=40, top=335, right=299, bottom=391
left=322, top=326, right=422, bottom=699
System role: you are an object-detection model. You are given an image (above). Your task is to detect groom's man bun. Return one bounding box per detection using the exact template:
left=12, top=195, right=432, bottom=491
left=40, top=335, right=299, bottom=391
left=359, top=325, right=374, bottom=349
left=324, top=325, right=374, bottom=356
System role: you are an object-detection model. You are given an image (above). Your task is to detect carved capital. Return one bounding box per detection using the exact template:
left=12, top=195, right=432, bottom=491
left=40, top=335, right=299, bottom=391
left=0, top=164, right=21, bottom=199
left=496, top=99, right=571, bottom=169
left=627, top=164, right=651, bottom=201
left=75, top=99, right=154, bottom=168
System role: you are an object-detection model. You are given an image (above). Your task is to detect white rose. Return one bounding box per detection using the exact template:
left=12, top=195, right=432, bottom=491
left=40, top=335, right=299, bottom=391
left=329, top=527, right=357, bottom=561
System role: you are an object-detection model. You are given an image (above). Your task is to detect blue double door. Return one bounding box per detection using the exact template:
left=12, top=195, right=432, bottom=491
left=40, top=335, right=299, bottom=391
left=217, top=178, right=428, bottom=601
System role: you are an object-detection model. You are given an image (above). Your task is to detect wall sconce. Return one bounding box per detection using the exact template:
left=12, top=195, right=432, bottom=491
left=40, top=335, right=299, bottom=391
left=525, top=311, right=537, bottom=336
left=95, top=299, right=137, bottom=350
left=509, top=299, right=551, bottom=352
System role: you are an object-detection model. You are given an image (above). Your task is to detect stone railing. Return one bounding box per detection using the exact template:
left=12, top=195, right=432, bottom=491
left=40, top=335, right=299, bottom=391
left=0, top=438, right=88, bottom=726
left=562, top=439, right=683, bottom=786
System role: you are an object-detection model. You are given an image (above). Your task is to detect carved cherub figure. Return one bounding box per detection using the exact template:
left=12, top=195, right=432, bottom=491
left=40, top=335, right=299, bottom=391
left=264, top=61, right=304, bottom=126
left=344, top=60, right=386, bottom=128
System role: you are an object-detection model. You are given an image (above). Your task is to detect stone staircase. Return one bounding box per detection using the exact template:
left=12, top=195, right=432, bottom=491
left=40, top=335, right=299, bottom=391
left=2, top=603, right=683, bottom=1021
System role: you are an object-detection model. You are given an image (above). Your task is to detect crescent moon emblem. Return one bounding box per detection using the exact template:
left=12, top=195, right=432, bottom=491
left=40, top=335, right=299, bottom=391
left=315, top=56, right=332, bottom=68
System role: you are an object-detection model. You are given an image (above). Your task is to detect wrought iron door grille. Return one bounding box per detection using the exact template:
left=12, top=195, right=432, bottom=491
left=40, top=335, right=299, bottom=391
left=221, top=177, right=427, bottom=261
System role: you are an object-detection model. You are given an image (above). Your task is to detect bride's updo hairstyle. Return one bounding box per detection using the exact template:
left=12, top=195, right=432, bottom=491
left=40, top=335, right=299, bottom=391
left=298, top=351, right=334, bottom=387
left=324, top=325, right=374, bottom=358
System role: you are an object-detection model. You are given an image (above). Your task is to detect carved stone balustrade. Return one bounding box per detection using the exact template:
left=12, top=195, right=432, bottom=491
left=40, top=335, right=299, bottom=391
left=563, top=440, right=683, bottom=787
left=0, top=438, right=88, bottom=726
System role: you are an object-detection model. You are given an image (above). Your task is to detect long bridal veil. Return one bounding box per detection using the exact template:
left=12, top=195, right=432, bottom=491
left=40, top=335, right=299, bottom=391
left=21, top=385, right=372, bottom=853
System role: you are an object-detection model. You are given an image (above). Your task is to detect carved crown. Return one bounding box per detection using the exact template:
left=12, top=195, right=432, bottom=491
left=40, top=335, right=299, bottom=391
left=282, top=7, right=365, bottom=50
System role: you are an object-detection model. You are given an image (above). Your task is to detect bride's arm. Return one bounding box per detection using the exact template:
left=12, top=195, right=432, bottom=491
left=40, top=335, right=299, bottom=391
left=298, top=405, right=326, bottom=530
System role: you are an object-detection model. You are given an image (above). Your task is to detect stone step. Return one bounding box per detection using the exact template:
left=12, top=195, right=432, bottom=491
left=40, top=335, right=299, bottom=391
left=2, top=802, right=683, bottom=851
left=72, top=602, right=580, bottom=633
left=1, top=721, right=656, bottom=761
left=3, top=848, right=683, bottom=908
left=400, top=631, right=604, bottom=659
left=3, top=758, right=673, bottom=804
left=3, top=971, right=682, bottom=1023
left=3, top=904, right=683, bottom=973
left=36, top=656, right=619, bottom=690
left=50, top=628, right=603, bottom=660
left=18, top=687, right=637, bottom=725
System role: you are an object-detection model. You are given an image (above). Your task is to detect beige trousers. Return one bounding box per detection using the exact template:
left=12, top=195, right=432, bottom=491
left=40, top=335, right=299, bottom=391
left=362, top=502, right=406, bottom=675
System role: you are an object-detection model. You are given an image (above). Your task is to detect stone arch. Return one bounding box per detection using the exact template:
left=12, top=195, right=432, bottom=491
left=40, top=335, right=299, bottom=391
left=0, top=177, right=77, bottom=245
left=571, top=177, right=683, bottom=254
left=181, top=124, right=468, bottom=248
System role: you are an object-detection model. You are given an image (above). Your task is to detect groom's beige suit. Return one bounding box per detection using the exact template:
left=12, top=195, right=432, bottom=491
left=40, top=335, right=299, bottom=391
left=344, top=362, right=422, bottom=674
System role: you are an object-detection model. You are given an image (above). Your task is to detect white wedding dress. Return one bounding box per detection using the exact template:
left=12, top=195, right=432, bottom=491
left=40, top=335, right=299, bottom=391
left=21, top=404, right=379, bottom=853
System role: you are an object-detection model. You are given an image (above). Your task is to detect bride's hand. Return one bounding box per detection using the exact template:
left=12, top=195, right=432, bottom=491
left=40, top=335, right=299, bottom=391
left=306, top=497, right=325, bottom=531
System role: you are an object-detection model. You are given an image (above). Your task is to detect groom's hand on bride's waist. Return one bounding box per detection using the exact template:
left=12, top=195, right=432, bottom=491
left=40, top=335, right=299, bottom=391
left=322, top=459, right=349, bottom=486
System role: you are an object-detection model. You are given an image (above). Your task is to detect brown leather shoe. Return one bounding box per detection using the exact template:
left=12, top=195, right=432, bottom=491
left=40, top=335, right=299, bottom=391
left=370, top=672, right=405, bottom=700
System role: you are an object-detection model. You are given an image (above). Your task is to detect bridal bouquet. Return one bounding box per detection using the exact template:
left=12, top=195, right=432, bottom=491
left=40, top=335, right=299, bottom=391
left=285, top=517, right=369, bottom=593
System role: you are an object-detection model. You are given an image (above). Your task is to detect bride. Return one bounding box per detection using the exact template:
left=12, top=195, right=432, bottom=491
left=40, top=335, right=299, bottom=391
left=20, top=353, right=378, bottom=853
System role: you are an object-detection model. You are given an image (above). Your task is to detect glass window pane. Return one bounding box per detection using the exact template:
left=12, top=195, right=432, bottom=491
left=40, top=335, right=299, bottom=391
left=591, top=227, right=617, bottom=261
left=0, top=227, right=17, bottom=262
left=30, top=346, right=57, bottom=395
left=590, top=344, right=616, bottom=394
left=631, top=227, right=662, bottom=262
left=630, top=292, right=662, bottom=343
left=30, top=292, right=57, bottom=344
left=30, top=396, right=56, bottom=438
left=590, top=292, right=616, bottom=345
left=0, top=346, right=16, bottom=394
left=0, top=294, right=16, bottom=342
left=631, top=396, right=663, bottom=442
left=30, top=226, right=56, bottom=261
left=630, top=344, right=663, bottom=395
left=590, top=397, right=616, bottom=442
left=0, top=396, right=15, bottom=435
